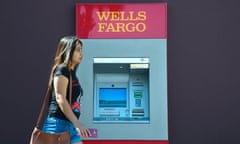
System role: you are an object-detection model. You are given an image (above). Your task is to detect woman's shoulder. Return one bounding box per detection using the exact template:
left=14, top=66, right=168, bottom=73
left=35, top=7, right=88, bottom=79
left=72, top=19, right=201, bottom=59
left=54, top=64, right=70, bottom=78
left=56, top=63, right=68, bottom=69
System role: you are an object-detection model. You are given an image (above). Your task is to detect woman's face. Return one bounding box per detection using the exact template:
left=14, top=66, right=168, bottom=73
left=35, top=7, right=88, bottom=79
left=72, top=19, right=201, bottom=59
left=72, top=41, right=83, bottom=64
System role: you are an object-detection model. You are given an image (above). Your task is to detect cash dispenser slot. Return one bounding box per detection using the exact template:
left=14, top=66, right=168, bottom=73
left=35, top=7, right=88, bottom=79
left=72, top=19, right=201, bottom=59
left=132, top=108, right=145, bottom=116
left=100, top=111, right=120, bottom=116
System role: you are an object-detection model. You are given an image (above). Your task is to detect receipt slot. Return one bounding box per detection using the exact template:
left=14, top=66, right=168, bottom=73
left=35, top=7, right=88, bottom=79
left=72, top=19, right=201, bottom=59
left=93, top=58, right=150, bottom=123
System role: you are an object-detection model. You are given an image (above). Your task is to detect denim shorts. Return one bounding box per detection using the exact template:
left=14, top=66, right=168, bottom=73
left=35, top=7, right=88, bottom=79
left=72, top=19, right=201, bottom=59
left=42, top=115, right=81, bottom=144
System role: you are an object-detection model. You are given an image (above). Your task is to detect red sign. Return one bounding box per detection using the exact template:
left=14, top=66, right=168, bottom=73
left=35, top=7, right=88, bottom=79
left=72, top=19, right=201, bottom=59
left=76, top=3, right=167, bottom=38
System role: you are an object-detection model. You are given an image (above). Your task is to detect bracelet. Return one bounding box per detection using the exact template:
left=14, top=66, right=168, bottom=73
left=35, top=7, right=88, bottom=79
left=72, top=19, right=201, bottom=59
left=75, top=127, right=80, bottom=131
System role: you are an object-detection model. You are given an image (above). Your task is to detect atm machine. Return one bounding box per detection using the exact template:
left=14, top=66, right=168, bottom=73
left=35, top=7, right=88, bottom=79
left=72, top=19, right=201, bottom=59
left=76, top=39, right=168, bottom=140
left=93, top=58, right=150, bottom=123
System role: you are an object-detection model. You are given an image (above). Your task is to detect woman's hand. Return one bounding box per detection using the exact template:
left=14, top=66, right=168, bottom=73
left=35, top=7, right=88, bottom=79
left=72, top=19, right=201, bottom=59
left=75, top=123, right=91, bottom=138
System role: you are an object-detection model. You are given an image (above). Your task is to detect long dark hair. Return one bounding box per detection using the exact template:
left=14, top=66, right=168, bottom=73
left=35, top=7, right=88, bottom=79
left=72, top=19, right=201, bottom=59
left=47, top=36, right=83, bottom=88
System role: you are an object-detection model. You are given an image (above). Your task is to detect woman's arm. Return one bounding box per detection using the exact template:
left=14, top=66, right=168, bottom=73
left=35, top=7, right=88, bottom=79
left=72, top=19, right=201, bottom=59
left=53, top=75, right=90, bottom=137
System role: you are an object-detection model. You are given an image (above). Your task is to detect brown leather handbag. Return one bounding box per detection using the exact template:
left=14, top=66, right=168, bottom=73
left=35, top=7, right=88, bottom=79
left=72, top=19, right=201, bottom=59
left=29, top=73, right=73, bottom=144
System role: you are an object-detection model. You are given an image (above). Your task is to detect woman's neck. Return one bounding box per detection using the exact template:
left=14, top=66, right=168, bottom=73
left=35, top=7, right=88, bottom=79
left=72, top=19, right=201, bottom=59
left=70, top=63, right=77, bottom=70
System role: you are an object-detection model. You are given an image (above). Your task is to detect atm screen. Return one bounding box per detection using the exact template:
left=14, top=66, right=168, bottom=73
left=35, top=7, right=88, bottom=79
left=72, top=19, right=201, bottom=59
left=99, top=88, right=127, bottom=107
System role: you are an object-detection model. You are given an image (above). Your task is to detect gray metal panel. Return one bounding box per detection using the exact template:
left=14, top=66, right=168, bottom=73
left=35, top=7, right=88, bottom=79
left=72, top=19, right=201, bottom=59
left=76, top=39, right=167, bottom=140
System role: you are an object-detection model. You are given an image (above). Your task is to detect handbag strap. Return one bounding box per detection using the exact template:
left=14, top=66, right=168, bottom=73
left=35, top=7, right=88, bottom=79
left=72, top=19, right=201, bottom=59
left=36, top=71, right=73, bottom=128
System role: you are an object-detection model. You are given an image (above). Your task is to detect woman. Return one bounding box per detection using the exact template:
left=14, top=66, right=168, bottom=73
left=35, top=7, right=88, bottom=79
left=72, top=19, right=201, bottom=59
left=42, top=36, right=90, bottom=144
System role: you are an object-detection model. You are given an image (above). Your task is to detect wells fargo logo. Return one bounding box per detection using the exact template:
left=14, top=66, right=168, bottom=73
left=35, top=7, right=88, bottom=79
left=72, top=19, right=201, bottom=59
left=96, top=11, right=147, bottom=33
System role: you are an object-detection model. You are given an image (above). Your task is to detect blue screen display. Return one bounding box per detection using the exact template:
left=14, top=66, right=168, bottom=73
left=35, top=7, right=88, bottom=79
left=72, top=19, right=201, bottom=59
left=99, top=88, right=127, bottom=107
